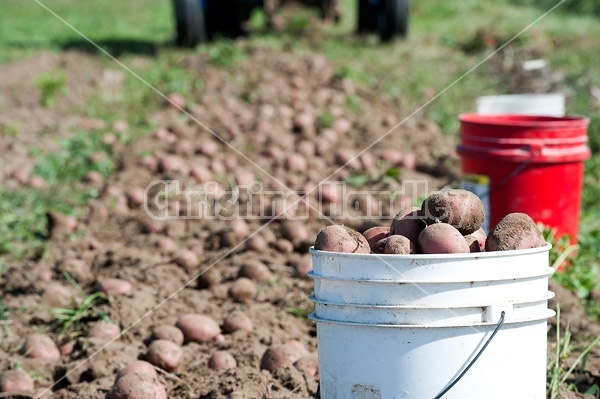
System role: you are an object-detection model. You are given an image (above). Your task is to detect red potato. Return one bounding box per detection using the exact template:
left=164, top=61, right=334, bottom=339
left=176, top=314, right=221, bottom=343
left=465, top=235, right=481, bottom=253
left=89, top=322, right=121, bottom=341
left=314, top=225, right=370, bottom=254
left=167, top=92, right=186, bottom=109
left=154, top=237, right=178, bottom=255
left=173, top=250, right=199, bottom=271
left=235, top=170, right=255, bottom=186
left=260, top=344, right=305, bottom=372
left=419, top=223, right=470, bottom=254
left=84, top=171, right=103, bottom=186
left=273, top=238, right=294, bottom=254
left=286, top=153, right=308, bottom=172
left=228, top=278, right=257, bottom=302
left=294, top=354, right=319, bottom=379
left=126, top=187, right=145, bottom=208
left=158, top=155, right=187, bottom=174
left=223, top=311, right=253, bottom=333
left=281, top=220, right=310, bottom=247
left=383, top=235, right=415, bottom=254
left=0, top=369, right=34, bottom=393
left=28, top=175, right=47, bottom=189
left=173, top=139, right=195, bottom=156
left=116, top=361, right=158, bottom=381
left=389, top=208, right=427, bottom=244
left=421, top=189, right=484, bottom=235
left=149, top=325, right=185, bottom=346
left=97, top=278, right=133, bottom=296
left=208, top=351, right=237, bottom=370
left=22, top=333, right=61, bottom=360
left=60, top=341, right=75, bottom=356
left=245, top=235, right=268, bottom=252
left=144, top=339, right=183, bottom=371
left=238, top=260, right=273, bottom=282
left=319, top=184, right=341, bottom=203
left=468, top=227, right=487, bottom=252
left=362, top=226, right=390, bottom=252
left=485, top=213, right=545, bottom=251
left=197, top=268, right=222, bottom=289
left=230, top=219, right=250, bottom=239
left=200, top=141, right=218, bottom=156
left=189, top=165, right=213, bottom=184
left=293, top=255, right=313, bottom=278
left=107, top=373, right=167, bottom=399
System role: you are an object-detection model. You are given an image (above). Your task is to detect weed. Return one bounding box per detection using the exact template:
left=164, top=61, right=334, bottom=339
left=34, top=70, right=67, bottom=108
left=285, top=306, right=312, bottom=320
left=207, top=40, right=245, bottom=68
left=50, top=288, right=111, bottom=341
left=0, top=300, right=10, bottom=344
left=547, top=306, right=600, bottom=398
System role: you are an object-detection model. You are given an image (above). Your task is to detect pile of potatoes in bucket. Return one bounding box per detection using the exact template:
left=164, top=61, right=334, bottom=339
left=315, top=188, right=546, bottom=254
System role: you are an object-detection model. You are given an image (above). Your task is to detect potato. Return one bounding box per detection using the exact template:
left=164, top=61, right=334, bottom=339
left=314, top=225, right=370, bottom=254
left=149, top=325, right=185, bottom=346
left=260, top=344, right=305, bottom=372
left=228, top=278, right=257, bottom=302
left=97, top=278, right=133, bottom=296
left=362, top=226, right=390, bottom=252
left=485, top=213, right=545, bottom=251
left=144, top=339, right=182, bottom=371
left=173, top=250, right=199, bottom=271
left=389, top=208, right=427, bottom=244
left=89, top=322, right=121, bottom=341
left=238, top=260, right=272, bottom=282
left=465, top=235, right=481, bottom=253
left=292, top=255, right=313, bottom=278
left=107, top=373, right=167, bottom=399
left=294, top=354, right=319, bottom=379
left=245, top=235, right=268, bottom=252
left=116, top=361, right=158, bottom=381
left=197, top=267, right=222, bottom=289
left=0, top=369, right=34, bottom=393
left=421, top=189, right=484, bottom=235
left=418, top=223, right=470, bottom=254
left=208, top=351, right=237, bottom=370
left=176, top=314, right=220, bottom=343
left=280, top=220, right=310, bottom=247
left=223, top=311, right=253, bottom=333
left=383, top=235, right=415, bottom=254
left=22, top=333, right=61, bottom=360
left=467, top=227, right=487, bottom=252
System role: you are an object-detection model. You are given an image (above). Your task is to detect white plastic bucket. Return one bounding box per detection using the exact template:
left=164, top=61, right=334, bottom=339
left=309, top=245, right=554, bottom=399
left=476, top=93, right=565, bottom=116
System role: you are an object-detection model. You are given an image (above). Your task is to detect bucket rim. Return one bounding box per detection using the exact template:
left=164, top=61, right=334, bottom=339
left=309, top=242, right=551, bottom=260
left=309, top=309, right=556, bottom=328
left=458, top=113, right=589, bottom=128
left=308, top=291, right=555, bottom=309
left=308, top=266, right=554, bottom=284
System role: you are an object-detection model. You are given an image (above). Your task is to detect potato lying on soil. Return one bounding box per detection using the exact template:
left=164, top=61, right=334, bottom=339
left=314, top=225, right=370, bottom=254
left=97, top=278, right=133, bottom=296
left=175, top=314, right=220, bottom=343
left=419, top=223, right=470, bottom=254
left=362, top=226, right=390, bottom=252
left=144, top=339, right=183, bottom=371
left=228, top=277, right=257, bottom=302
left=485, top=213, right=545, bottom=251
left=208, top=351, right=237, bottom=370
left=260, top=344, right=306, bottom=372
left=421, top=189, right=484, bottom=235
left=389, top=208, right=427, bottom=244
left=197, top=267, right=221, bottom=289
left=89, top=322, right=121, bottom=341
left=294, top=354, right=319, bottom=379
left=222, top=311, right=253, bottom=334
left=238, top=260, right=273, bottom=282
left=1, top=369, right=34, bottom=393
left=116, top=361, right=158, bottom=381
left=107, top=373, right=167, bottom=399
left=22, top=333, right=61, bottom=360
left=149, top=325, right=185, bottom=346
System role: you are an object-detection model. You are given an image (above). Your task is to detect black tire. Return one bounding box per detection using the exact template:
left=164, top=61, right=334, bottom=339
left=378, top=0, right=409, bottom=42
left=174, top=0, right=207, bottom=47
left=357, top=0, right=378, bottom=34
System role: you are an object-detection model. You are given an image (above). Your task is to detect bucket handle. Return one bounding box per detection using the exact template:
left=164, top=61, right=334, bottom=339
left=433, top=311, right=506, bottom=399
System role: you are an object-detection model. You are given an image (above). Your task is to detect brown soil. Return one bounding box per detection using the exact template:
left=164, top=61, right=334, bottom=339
left=0, top=47, right=598, bottom=399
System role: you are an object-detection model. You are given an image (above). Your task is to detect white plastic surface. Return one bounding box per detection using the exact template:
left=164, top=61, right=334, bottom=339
left=310, top=244, right=552, bottom=281
left=476, top=93, right=565, bottom=116
left=310, top=245, right=553, bottom=398
left=313, top=316, right=550, bottom=399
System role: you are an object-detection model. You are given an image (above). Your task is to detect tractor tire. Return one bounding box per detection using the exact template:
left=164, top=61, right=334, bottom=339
left=378, top=0, right=409, bottom=42
left=174, top=0, right=207, bottom=47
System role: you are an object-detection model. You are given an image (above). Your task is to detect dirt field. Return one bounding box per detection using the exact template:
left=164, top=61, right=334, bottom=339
left=1, top=49, right=598, bottom=399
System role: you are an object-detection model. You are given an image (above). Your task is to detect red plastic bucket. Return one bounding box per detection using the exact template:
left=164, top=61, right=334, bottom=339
left=457, top=114, right=590, bottom=243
